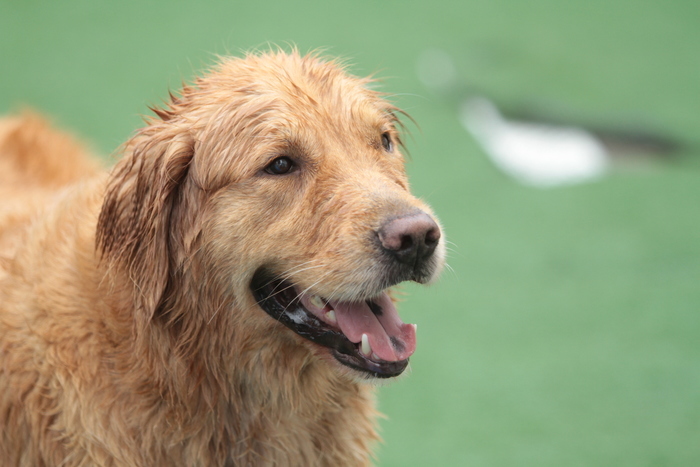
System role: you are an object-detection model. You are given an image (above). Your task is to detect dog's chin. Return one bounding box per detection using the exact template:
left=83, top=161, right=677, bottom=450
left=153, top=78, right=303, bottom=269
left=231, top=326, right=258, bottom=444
left=250, top=267, right=417, bottom=380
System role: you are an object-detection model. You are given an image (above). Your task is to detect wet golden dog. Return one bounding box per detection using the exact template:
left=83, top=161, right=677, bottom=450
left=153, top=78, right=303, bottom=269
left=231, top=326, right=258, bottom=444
left=0, top=51, right=444, bottom=466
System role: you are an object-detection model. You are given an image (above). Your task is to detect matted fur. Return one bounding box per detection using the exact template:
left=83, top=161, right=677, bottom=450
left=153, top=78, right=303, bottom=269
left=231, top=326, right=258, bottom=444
left=0, top=51, right=443, bottom=466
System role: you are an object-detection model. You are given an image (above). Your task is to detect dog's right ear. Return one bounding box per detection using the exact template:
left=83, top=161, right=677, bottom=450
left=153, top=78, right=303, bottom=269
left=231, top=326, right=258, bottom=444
left=96, top=116, right=194, bottom=333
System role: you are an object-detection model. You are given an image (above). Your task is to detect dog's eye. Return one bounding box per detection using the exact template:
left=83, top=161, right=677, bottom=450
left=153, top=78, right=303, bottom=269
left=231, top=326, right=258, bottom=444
left=381, top=132, right=393, bottom=153
left=265, top=156, right=295, bottom=175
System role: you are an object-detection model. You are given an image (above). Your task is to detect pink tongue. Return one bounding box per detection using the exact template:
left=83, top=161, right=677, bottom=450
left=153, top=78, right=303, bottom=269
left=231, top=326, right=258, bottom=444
left=330, top=293, right=416, bottom=362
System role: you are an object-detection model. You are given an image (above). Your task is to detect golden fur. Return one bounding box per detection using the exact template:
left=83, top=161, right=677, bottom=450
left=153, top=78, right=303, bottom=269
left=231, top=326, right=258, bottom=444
left=0, top=51, right=443, bottom=466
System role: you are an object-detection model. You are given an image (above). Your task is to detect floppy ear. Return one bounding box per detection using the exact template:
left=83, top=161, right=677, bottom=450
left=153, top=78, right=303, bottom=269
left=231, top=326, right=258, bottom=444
left=97, top=118, right=194, bottom=331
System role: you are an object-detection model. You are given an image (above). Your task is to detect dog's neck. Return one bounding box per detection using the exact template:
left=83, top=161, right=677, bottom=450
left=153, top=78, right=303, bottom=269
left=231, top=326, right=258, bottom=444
left=98, top=255, right=380, bottom=465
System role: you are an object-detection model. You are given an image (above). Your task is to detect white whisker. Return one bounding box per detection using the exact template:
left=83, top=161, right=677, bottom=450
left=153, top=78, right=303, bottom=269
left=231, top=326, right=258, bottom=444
left=293, top=271, right=333, bottom=303
left=207, top=300, right=226, bottom=325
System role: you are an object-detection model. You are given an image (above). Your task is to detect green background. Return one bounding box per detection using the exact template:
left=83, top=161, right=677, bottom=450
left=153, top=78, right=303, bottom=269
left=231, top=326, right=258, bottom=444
left=2, top=1, right=699, bottom=465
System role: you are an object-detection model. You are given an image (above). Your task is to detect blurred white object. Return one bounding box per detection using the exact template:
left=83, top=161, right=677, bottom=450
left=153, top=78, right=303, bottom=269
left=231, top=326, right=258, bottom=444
left=460, top=97, right=609, bottom=187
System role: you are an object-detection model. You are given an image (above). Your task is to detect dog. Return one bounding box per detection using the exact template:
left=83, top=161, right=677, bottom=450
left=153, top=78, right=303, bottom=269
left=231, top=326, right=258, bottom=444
left=0, top=51, right=444, bottom=466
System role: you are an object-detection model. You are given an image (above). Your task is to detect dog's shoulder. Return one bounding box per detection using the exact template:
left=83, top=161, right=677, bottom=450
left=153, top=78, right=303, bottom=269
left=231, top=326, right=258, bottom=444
left=0, top=111, right=100, bottom=189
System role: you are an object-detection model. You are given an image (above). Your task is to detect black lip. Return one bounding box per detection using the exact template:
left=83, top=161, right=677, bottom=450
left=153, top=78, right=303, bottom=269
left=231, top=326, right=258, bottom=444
left=250, top=268, right=409, bottom=379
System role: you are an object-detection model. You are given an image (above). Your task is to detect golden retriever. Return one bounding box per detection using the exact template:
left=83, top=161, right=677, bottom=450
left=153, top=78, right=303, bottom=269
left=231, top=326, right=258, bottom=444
left=0, top=51, right=444, bottom=466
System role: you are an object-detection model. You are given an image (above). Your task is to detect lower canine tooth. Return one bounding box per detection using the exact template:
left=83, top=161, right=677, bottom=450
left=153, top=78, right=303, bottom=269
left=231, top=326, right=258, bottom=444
left=361, top=334, right=371, bottom=357
left=326, top=309, right=337, bottom=324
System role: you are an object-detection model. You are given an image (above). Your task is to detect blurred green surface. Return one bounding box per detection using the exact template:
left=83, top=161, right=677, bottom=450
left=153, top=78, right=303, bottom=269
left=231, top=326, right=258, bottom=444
left=2, top=1, right=699, bottom=465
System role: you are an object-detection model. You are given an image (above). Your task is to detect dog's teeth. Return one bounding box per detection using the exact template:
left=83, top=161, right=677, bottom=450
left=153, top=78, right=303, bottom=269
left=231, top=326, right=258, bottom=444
left=412, top=323, right=418, bottom=333
left=310, top=295, right=325, bottom=309
left=361, top=334, right=371, bottom=357
left=326, top=309, right=337, bottom=324
left=371, top=352, right=382, bottom=361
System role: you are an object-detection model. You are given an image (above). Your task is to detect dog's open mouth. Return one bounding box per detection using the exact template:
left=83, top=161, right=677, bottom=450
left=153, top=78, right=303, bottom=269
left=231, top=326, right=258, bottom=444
left=250, top=268, right=416, bottom=378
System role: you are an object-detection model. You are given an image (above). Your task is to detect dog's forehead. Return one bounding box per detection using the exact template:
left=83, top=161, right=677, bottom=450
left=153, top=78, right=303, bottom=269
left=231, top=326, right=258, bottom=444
left=190, top=53, right=405, bottom=185
left=212, top=53, right=394, bottom=130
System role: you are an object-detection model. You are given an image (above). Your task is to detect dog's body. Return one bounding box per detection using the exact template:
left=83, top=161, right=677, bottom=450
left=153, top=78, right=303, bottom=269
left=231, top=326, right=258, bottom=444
left=0, top=52, right=443, bottom=466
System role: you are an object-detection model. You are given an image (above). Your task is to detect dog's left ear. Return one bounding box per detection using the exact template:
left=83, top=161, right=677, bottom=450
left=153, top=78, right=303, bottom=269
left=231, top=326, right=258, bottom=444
left=97, top=118, right=194, bottom=331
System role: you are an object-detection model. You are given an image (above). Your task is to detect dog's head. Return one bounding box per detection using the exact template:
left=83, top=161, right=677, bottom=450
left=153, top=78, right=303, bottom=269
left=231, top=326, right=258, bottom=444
left=97, top=51, right=444, bottom=380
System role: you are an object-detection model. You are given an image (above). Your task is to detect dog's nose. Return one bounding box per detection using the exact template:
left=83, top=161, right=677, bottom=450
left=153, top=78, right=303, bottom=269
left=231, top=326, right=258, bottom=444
left=378, top=212, right=441, bottom=267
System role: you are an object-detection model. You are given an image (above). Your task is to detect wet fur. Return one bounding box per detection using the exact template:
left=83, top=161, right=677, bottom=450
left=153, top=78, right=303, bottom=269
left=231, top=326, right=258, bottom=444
left=0, top=52, right=442, bottom=466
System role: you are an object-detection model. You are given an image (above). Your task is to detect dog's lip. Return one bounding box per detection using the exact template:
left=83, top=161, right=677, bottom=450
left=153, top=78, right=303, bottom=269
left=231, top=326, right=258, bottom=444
left=250, top=268, right=414, bottom=378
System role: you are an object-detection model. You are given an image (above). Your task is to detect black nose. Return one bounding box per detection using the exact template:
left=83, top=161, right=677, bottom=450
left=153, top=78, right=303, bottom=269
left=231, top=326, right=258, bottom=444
left=378, top=212, right=441, bottom=267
